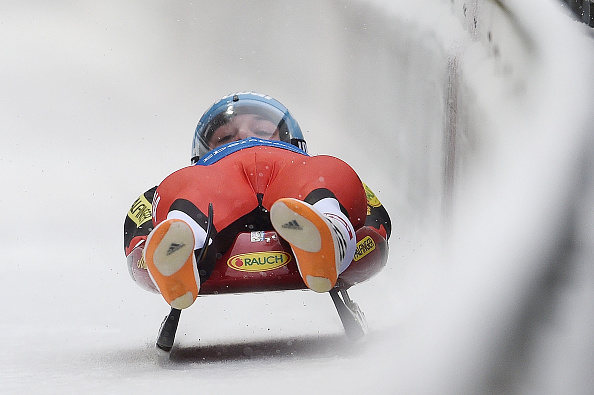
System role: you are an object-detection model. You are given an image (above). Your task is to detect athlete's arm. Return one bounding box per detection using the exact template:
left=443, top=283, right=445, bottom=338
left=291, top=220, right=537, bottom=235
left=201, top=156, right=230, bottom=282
left=124, top=186, right=157, bottom=256
left=362, top=183, right=391, bottom=240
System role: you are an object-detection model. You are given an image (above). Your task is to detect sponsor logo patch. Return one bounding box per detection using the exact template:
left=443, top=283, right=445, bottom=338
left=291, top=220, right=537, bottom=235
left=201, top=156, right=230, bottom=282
left=128, top=194, right=152, bottom=227
left=228, top=251, right=291, bottom=272
left=137, top=255, right=146, bottom=269
left=354, top=236, right=376, bottom=262
left=250, top=231, right=265, bottom=242
left=363, top=183, right=382, bottom=208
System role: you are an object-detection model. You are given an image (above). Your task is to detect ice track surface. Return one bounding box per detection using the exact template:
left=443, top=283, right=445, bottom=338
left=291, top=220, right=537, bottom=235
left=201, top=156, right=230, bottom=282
left=1, top=1, right=593, bottom=394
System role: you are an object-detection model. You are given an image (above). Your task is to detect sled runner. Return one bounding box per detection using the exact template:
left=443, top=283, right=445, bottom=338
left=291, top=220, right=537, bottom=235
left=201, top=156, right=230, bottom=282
left=155, top=204, right=388, bottom=352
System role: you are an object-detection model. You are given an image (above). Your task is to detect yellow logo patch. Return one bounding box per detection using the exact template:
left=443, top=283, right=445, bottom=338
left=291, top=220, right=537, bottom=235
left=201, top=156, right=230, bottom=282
left=137, top=255, right=146, bottom=269
left=363, top=183, right=382, bottom=208
left=128, top=194, right=152, bottom=227
left=354, top=236, right=376, bottom=261
left=227, top=251, right=291, bottom=272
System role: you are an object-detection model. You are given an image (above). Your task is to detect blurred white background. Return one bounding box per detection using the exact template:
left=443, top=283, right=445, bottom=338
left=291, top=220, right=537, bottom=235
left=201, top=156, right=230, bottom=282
left=1, top=1, right=593, bottom=393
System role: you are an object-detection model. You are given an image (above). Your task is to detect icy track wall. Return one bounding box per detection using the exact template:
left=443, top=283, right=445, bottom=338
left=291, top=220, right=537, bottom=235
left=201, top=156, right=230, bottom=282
left=342, top=0, right=593, bottom=235
left=2, top=1, right=592, bottom=393
left=357, top=0, right=594, bottom=393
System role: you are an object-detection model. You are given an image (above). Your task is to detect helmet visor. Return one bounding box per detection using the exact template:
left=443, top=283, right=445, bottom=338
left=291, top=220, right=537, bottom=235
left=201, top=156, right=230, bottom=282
left=195, top=101, right=290, bottom=156
left=192, top=93, right=305, bottom=163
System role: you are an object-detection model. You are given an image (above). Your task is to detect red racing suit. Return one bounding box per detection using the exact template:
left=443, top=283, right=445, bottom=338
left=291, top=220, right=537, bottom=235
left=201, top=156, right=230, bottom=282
left=124, top=138, right=391, bottom=291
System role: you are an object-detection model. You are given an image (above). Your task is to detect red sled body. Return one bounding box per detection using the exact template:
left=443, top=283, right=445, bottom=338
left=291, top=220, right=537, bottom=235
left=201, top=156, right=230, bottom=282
left=199, top=225, right=388, bottom=294
left=128, top=225, right=388, bottom=295
left=127, top=213, right=389, bottom=352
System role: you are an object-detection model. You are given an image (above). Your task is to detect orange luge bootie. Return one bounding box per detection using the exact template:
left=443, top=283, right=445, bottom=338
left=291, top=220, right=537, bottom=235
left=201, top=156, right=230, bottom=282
left=270, top=198, right=349, bottom=293
left=144, top=218, right=200, bottom=309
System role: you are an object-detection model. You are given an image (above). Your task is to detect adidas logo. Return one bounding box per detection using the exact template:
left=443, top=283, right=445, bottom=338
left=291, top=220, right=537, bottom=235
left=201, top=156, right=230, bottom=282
left=282, top=220, right=303, bottom=230
left=166, top=242, right=186, bottom=256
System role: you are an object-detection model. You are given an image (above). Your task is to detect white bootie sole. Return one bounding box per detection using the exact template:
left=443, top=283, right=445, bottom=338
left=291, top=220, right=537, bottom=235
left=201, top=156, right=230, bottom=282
left=148, top=220, right=195, bottom=276
left=270, top=198, right=340, bottom=293
left=270, top=201, right=323, bottom=252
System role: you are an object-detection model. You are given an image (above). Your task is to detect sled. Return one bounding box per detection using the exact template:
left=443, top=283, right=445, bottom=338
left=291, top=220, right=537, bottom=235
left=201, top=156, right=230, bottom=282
left=151, top=204, right=388, bottom=352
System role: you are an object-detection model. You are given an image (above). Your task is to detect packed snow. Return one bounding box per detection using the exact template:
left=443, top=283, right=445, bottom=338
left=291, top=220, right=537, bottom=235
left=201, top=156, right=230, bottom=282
left=1, top=1, right=593, bottom=393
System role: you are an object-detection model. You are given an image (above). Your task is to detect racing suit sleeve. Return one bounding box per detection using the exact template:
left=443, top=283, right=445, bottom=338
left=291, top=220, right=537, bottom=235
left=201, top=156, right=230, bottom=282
left=124, top=186, right=157, bottom=256
left=362, top=183, right=391, bottom=240
left=124, top=186, right=160, bottom=293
